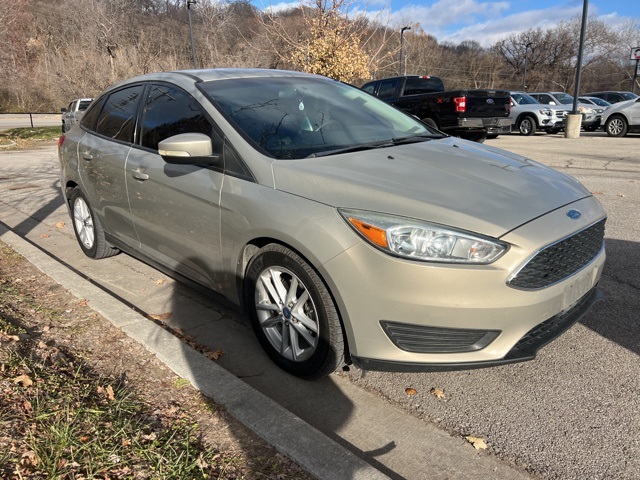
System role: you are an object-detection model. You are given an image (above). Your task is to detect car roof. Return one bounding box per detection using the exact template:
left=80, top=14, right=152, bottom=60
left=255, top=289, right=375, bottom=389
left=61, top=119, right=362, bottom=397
left=103, top=68, right=330, bottom=94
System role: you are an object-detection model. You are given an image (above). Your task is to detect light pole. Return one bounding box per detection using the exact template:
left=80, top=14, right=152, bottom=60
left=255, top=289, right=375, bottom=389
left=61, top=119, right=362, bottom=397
left=399, top=26, right=411, bottom=76
left=522, top=42, right=532, bottom=91
left=187, top=0, right=198, bottom=69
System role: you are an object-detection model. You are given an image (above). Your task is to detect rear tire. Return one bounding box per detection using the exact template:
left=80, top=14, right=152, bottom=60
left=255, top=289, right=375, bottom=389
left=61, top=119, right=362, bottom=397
left=69, top=187, right=120, bottom=259
left=244, top=244, right=345, bottom=379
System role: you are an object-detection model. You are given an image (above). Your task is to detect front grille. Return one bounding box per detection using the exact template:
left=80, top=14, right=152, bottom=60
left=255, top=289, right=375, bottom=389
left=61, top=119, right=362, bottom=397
left=380, top=321, right=500, bottom=353
left=508, top=219, right=605, bottom=290
left=504, top=286, right=602, bottom=360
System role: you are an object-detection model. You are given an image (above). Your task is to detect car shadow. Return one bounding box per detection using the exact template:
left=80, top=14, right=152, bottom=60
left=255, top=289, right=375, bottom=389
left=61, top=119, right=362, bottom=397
left=580, top=237, right=640, bottom=356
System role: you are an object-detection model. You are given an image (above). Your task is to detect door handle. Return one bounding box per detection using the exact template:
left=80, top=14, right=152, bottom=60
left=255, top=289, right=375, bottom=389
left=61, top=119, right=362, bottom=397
left=81, top=152, right=94, bottom=161
left=131, top=168, right=149, bottom=181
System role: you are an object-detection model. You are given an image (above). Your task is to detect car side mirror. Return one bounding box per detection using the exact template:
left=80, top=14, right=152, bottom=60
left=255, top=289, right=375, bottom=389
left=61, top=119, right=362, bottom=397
left=158, top=133, right=220, bottom=165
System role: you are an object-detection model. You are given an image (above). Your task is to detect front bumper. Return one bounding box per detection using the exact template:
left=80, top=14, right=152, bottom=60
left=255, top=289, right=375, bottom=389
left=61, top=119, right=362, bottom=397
left=351, top=286, right=603, bottom=372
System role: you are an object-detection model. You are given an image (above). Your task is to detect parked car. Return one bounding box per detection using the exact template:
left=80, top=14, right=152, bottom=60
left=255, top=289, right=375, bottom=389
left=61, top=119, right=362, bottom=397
left=584, top=91, right=639, bottom=104
left=58, top=68, right=606, bottom=379
left=61, top=98, right=93, bottom=132
left=509, top=91, right=568, bottom=135
left=579, top=96, right=612, bottom=110
left=602, top=97, right=640, bottom=137
left=529, top=92, right=600, bottom=131
left=361, top=75, right=511, bottom=142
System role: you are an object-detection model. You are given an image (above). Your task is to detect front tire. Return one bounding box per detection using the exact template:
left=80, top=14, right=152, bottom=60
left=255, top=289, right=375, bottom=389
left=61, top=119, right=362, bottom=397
left=518, top=116, right=536, bottom=136
left=244, top=244, right=345, bottom=379
left=605, top=115, right=628, bottom=137
left=69, top=187, right=119, bottom=259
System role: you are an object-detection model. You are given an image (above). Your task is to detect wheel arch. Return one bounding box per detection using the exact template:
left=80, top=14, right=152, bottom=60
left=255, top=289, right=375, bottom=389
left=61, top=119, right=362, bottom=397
left=236, top=237, right=353, bottom=365
left=516, top=112, right=539, bottom=127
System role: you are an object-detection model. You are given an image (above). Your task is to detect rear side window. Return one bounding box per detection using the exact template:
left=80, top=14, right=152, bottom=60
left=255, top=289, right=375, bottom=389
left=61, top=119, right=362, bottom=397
left=80, top=96, right=106, bottom=130
left=139, top=84, right=211, bottom=151
left=361, top=83, right=376, bottom=94
left=403, top=77, right=444, bottom=95
left=94, top=85, right=144, bottom=142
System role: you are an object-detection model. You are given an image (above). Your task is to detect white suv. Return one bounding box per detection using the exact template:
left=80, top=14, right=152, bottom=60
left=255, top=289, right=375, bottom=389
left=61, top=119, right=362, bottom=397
left=602, top=98, right=640, bottom=137
left=509, top=92, right=568, bottom=135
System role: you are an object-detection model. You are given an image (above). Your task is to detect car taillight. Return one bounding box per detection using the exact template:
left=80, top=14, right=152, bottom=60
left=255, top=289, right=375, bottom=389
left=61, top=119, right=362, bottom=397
left=453, top=97, right=466, bottom=113
left=58, top=134, right=65, bottom=149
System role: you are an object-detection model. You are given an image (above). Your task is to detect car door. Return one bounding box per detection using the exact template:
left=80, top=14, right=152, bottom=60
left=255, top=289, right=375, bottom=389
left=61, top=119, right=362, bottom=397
left=630, top=99, right=640, bottom=125
left=77, top=85, right=144, bottom=247
left=125, top=83, right=225, bottom=289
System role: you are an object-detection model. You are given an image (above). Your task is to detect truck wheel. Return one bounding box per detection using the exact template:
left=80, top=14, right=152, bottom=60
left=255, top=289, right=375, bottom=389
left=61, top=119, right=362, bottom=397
left=244, top=243, right=345, bottom=380
left=605, top=115, right=628, bottom=137
left=518, top=116, right=536, bottom=136
left=460, top=131, right=487, bottom=143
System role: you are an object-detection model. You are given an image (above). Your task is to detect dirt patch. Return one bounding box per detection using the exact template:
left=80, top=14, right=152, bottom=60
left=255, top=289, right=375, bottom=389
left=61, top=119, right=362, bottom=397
left=0, top=240, right=313, bottom=479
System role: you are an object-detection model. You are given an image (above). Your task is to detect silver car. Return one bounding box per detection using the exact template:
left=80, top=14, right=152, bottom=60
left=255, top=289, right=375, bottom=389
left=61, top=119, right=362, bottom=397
left=58, top=69, right=606, bottom=379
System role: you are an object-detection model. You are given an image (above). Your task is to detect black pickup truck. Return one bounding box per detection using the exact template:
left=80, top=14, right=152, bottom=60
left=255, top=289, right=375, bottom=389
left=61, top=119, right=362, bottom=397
left=361, top=75, right=511, bottom=142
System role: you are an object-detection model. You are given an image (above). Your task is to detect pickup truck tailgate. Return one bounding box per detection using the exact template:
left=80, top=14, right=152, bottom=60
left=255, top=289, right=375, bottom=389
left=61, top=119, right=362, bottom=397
left=464, top=90, right=511, bottom=118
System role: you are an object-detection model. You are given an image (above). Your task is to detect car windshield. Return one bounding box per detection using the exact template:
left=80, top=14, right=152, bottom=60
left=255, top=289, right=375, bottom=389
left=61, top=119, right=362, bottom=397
left=620, top=92, right=639, bottom=101
left=581, top=97, right=610, bottom=107
left=512, top=93, right=538, bottom=105
left=201, top=76, right=440, bottom=159
left=554, top=93, right=574, bottom=105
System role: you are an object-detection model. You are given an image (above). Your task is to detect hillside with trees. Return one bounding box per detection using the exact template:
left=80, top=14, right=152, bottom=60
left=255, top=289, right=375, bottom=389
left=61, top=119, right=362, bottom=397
left=1, top=0, right=638, bottom=111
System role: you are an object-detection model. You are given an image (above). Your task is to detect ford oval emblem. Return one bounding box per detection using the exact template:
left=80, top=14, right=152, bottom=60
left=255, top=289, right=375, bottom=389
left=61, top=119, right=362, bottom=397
left=486, top=98, right=495, bottom=105
left=566, top=209, right=582, bottom=220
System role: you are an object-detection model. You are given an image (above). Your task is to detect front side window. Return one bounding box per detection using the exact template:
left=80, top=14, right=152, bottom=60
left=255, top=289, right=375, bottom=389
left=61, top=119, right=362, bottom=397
left=80, top=96, right=106, bottom=131
left=94, top=85, right=144, bottom=142
left=377, top=79, right=399, bottom=99
left=139, top=84, right=211, bottom=151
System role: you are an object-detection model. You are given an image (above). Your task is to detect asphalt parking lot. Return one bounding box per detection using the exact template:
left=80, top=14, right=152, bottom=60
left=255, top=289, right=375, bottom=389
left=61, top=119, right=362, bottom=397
left=0, top=131, right=638, bottom=479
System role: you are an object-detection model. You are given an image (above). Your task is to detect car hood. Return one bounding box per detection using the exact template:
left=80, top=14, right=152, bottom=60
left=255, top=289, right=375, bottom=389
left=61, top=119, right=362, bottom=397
left=271, top=137, right=592, bottom=238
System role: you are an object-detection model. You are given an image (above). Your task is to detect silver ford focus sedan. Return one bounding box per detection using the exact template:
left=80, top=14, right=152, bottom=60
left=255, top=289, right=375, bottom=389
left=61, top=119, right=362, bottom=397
left=58, top=69, right=606, bottom=379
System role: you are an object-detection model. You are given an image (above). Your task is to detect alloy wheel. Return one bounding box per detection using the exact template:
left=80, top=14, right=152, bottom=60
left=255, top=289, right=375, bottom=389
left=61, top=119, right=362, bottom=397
left=254, top=266, right=319, bottom=362
left=73, top=197, right=95, bottom=249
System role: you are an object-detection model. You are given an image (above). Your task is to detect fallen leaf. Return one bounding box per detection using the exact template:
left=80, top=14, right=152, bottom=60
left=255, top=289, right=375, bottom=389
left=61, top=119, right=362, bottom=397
left=6, top=334, right=20, bottom=342
left=40, top=233, right=50, bottom=239
left=13, top=374, right=34, bottom=387
left=77, top=299, right=89, bottom=307
left=430, top=387, right=445, bottom=398
left=465, top=435, right=488, bottom=450
left=21, top=451, right=38, bottom=467
left=155, top=278, right=166, bottom=285
left=106, top=385, right=115, bottom=401
left=23, top=400, right=33, bottom=412
left=150, top=312, right=172, bottom=321
left=405, top=387, right=417, bottom=396
left=79, top=435, right=90, bottom=443
left=121, top=438, right=132, bottom=446
left=55, top=221, right=66, bottom=229
left=205, top=349, right=225, bottom=360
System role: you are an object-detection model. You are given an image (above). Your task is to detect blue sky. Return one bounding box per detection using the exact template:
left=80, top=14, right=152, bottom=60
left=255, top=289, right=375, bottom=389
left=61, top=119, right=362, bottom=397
left=257, top=0, right=639, bottom=47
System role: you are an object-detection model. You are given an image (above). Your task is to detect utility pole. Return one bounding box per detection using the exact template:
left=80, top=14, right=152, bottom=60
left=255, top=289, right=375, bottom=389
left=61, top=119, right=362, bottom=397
left=187, top=0, right=198, bottom=69
left=399, top=26, right=411, bottom=76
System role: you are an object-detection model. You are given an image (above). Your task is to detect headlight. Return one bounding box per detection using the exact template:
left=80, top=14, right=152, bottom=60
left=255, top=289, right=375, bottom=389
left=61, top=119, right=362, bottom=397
left=578, top=106, right=594, bottom=114
left=339, top=209, right=508, bottom=264
left=540, top=108, right=552, bottom=116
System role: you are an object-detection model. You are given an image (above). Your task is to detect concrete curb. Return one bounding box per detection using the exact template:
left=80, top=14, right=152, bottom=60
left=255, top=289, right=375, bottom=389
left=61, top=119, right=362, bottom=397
left=0, top=224, right=389, bottom=480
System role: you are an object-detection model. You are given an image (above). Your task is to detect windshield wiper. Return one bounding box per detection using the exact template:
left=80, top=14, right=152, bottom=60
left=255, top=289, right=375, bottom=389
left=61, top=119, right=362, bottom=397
left=391, top=133, right=442, bottom=145
left=307, top=141, right=394, bottom=158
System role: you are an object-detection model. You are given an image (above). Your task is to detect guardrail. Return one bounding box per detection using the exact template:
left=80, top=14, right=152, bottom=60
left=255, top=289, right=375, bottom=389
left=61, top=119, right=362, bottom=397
left=0, top=113, right=61, bottom=129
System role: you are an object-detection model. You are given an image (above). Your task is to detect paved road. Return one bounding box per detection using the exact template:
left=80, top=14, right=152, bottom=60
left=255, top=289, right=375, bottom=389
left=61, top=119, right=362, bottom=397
left=0, top=113, right=61, bottom=130
left=0, top=133, right=638, bottom=479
